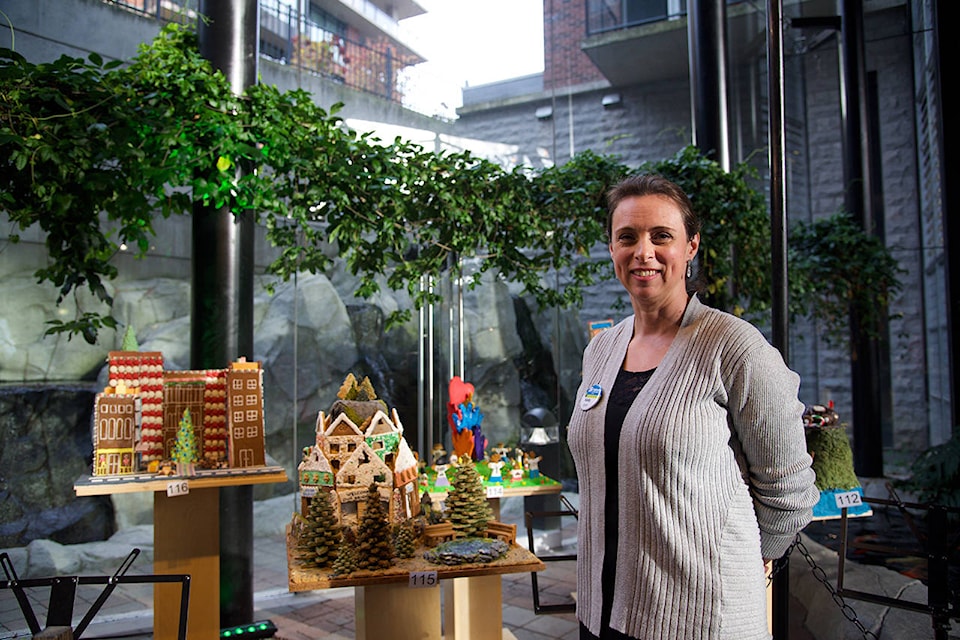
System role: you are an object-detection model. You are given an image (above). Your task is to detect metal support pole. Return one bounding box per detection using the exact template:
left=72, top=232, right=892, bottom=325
left=687, top=0, right=730, bottom=168
left=194, top=0, right=259, bottom=630
left=934, top=0, right=960, bottom=434
left=766, top=2, right=791, bottom=637
left=839, top=0, right=884, bottom=476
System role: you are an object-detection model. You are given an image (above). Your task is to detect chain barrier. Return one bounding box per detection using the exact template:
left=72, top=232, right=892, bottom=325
left=766, top=533, right=880, bottom=640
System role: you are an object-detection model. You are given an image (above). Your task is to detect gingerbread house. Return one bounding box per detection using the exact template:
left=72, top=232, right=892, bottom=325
left=92, top=350, right=267, bottom=476
left=298, top=379, right=421, bottom=526
left=92, top=392, right=140, bottom=476
left=226, top=359, right=266, bottom=468
left=107, top=350, right=163, bottom=462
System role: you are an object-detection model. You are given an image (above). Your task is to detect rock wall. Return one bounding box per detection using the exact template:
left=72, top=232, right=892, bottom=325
left=0, top=384, right=114, bottom=547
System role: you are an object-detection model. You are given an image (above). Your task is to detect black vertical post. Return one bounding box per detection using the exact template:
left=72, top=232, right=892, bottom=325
left=386, top=47, right=394, bottom=100
left=865, top=71, right=894, bottom=447
left=687, top=0, right=730, bottom=168
left=194, top=0, right=259, bottom=630
left=839, top=0, right=884, bottom=476
left=935, top=0, right=960, bottom=434
left=766, top=0, right=791, bottom=637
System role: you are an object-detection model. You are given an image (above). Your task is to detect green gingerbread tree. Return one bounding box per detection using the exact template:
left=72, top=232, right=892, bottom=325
left=171, top=408, right=199, bottom=476
left=298, top=493, right=340, bottom=567
left=331, top=528, right=358, bottom=576
left=444, top=460, right=493, bottom=538
left=355, top=484, right=394, bottom=571
left=120, top=324, right=139, bottom=351
left=393, top=521, right=416, bottom=559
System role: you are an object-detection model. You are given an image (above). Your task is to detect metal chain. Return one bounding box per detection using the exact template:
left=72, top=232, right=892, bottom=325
left=766, top=534, right=879, bottom=640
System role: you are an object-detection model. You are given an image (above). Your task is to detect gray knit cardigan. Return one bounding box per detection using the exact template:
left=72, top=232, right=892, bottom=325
left=568, top=295, right=818, bottom=639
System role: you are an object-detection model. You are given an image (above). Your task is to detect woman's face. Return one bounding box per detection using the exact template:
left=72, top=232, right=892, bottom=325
left=608, top=194, right=700, bottom=310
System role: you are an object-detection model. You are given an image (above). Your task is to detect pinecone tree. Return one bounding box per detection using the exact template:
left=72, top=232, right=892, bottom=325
left=444, top=459, right=493, bottom=538
left=355, top=484, right=394, bottom=570
left=331, top=528, right=358, bottom=576
left=298, top=493, right=340, bottom=567
left=393, top=521, right=415, bottom=559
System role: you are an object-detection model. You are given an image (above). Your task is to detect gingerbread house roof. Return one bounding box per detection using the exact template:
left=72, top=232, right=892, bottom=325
left=299, top=445, right=334, bottom=474
left=390, top=407, right=404, bottom=434
left=393, top=438, right=419, bottom=486
left=298, top=445, right=335, bottom=488
left=324, top=411, right=365, bottom=438
left=363, top=409, right=400, bottom=436
left=336, top=440, right=392, bottom=488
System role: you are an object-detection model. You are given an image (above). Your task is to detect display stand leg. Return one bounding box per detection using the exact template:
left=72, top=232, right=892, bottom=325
left=489, top=497, right=501, bottom=521
left=356, top=583, right=441, bottom=640
left=154, top=488, right=219, bottom=639
left=443, top=575, right=503, bottom=640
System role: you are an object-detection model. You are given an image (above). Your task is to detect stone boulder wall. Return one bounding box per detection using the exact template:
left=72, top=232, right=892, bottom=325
left=1, top=269, right=587, bottom=544
left=0, top=384, right=114, bottom=548
left=0, top=270, right=116, bottom=381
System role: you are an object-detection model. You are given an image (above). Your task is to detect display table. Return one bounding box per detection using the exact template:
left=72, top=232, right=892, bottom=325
left=288, top=533, right=545, bottom=640
left=288, top=470, right=561, bottom=639
left=75, top=466, right=288, bottom=639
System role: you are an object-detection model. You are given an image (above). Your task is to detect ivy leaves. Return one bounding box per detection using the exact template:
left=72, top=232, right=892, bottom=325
left=1, top=23, right=902, bottom=346
left=789, top=211, right=904, bottom=343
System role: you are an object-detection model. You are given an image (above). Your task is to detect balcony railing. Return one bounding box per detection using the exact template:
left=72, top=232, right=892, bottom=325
left=101, top=0, right=419, bottom=107
left=260, top=0, right=421, bottom=104
left=586, top=0, right=688, bottom=35
left=586, top=0, right=757, bottom=36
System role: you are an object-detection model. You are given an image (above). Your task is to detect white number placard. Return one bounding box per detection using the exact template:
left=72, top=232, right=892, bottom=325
left=409, top=571, right=438, bottom=588
left=166, top=480, right=189, bottom=497
left=834, top=491, right=863, bottom=509
left=486, top=485, right=504, bottom=499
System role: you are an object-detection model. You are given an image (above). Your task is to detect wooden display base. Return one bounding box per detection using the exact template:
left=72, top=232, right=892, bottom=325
left=288, top=528, right=544, bottom=639
left=287, top=531, right=544, bottom=590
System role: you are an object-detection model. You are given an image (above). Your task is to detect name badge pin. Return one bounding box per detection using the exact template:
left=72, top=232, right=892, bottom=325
left=580, top=384, right=602, bottom=410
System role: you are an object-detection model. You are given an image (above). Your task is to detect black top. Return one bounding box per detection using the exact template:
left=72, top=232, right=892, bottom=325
left=582, top=367, right=655, bottom=640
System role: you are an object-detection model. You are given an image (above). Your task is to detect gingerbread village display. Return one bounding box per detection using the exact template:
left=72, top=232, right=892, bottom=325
left=90, top=326, right=268, bottom=477
left=427, top=376, right=550, bottom=493
left=288, top=374, right=547, bottom=587
left=804, top=401, right=872, bottom=519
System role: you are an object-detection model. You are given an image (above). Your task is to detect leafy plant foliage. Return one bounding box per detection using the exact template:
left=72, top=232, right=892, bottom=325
left=789, top=211, right=904, bottom=344
left=897, top=436, right=960, bottom=510
left=0, top=24, right=901, bottom=346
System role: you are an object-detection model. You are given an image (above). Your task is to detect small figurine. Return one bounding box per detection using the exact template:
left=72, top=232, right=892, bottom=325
left=524, top=451, right=543, bottom=479
left=431, top=443, right=447, bottom=469
left=488, top=453, right=505, bottom=484
left=448, top=377, right=476, bottom=459
left=435, top=460, right=451, bottom=487
left=514, top=447, right=525, bottom=471
left=492, top=442, right=512, bottom=459
left=509, top=466, right=524, bottom=482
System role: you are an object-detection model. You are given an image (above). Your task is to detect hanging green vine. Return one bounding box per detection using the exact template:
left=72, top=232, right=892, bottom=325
left=0, top=23, right=902, bottom=348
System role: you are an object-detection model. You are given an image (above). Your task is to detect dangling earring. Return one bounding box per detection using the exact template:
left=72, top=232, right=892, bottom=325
left=686, top=261, right=692, bottom=279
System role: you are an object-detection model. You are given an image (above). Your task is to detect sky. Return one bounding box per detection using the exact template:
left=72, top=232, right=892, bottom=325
left=398, top=0, right=544, bottom=117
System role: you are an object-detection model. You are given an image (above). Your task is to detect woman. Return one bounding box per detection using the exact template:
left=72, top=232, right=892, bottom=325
left=568, top=174, right=818, bottom=640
